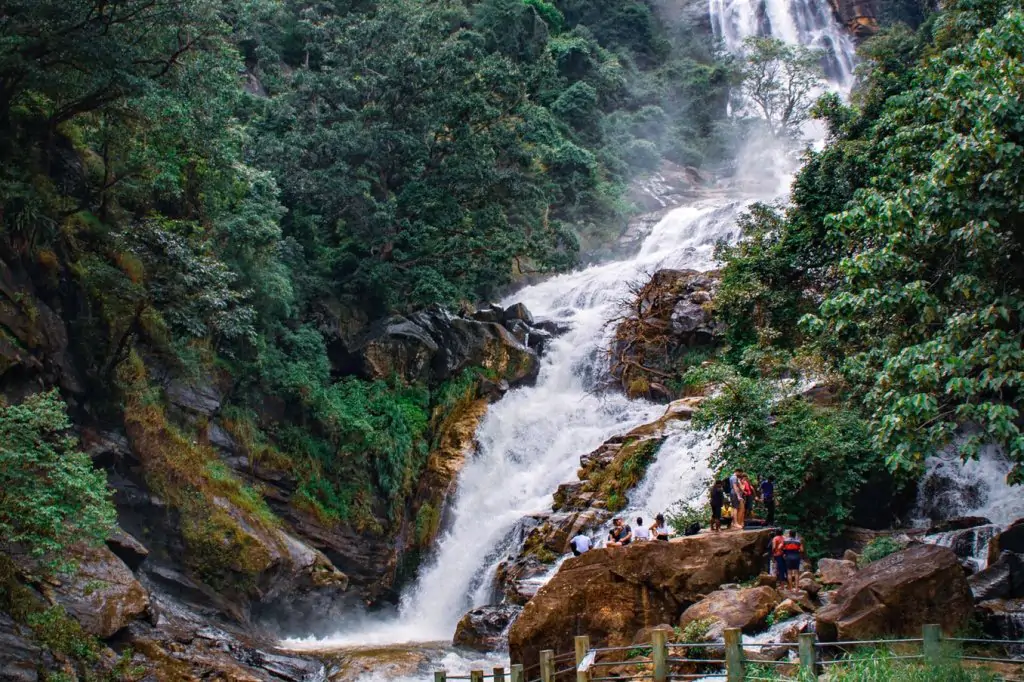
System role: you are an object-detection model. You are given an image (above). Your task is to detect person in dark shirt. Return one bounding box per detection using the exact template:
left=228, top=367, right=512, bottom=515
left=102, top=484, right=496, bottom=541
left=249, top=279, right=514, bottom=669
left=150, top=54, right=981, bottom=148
left=710, top=480, right=725, bottom=532
left=607, top=518, right=633, bottom=546
left=760, top=477, right=775, bottom=526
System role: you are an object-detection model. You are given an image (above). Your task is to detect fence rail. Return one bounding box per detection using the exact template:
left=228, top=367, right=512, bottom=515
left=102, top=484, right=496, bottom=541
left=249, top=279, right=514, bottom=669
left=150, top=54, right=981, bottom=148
left=432, top=624, right=1024, bottom=682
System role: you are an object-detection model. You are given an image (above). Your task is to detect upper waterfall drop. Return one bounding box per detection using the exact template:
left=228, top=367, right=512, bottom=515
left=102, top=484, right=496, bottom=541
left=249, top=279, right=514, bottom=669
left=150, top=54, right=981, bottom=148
left=709, top=0, right=858, bottom=87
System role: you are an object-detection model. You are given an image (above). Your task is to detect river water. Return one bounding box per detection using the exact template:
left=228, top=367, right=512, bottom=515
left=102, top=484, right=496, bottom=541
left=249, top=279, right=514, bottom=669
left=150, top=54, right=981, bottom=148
left=279, top=0, right=1018, bottom=678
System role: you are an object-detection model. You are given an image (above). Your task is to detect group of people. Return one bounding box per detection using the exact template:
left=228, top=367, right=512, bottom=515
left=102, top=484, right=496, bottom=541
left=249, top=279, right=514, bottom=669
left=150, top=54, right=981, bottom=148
left=709, top=469, right=775, bottom=531
left=569, top=514, right=671, bottom=555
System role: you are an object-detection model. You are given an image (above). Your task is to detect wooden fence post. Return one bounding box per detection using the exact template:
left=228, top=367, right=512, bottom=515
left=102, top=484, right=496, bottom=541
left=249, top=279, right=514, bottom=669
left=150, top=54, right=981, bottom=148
left=799, top=632, right=817, bottom=676
left=434, top=672, right=447, bottom=682
left=724, top=628, right=744, bottom=682
left=575, top=635, right=591, bottom=682
left=493, top=667, right=506, bottom=682
left=652, top=629, right=668, bottom=682
left=511, top=663, right=525, bottom=682
left=470, top=671, right=484, bottom=682
left=540, top=650, right=555, bottom=682
left=923, top=624, right=942, bottom=665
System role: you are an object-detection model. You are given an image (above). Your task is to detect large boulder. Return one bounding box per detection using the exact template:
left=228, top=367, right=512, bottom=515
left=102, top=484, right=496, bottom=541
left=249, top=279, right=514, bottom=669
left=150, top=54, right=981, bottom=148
left=987, top=519, right=1024, bottom=567
left=347, top=305, right=539, bottom=386
left=815, top=544, right=972, bottom=641
left=817, top=559, right=857, bottom=585
left=453, top=605, right=524, bottom=652
left=508, top=529, right=775, bottom=669
left=51, top=544, right=151, bottom=638
left=679, top=586, right=781, bottom=632
left=969, top=551, right=1024, bottom=602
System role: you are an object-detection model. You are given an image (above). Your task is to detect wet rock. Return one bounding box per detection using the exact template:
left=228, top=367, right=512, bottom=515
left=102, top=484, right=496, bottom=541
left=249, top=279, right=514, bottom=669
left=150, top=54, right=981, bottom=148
left=988, top=519, right=1024, bottom=566
left=350, top=305, right=539, bottom=386
left=504, top=303, right=534, bottom=326
left=454, top=604, right=524, bottom=651
left=106, top=527, right=150, bottom=571
left=969, top=551, right=1024, bottom=602
left=772, top=598, right=808, bottom=622
left=928, top=524, right=1000, bottom=570
left=508, top=529, right=775, bottom=669
left=679, top=586, right=782, bottom=632
left=0, top=612, right=42, bottom=681
left=166, top=378, right=222, bottom=416
left=526, top=328, right=552, bottom=355
left=473, top=304, right=505, bottom=323
left=975, top=598, right=1024, bottom=643
left=830, top=0, right=878, bottom=41
left=815, top=544, right=972, bottom=641
left=0, top=259, right=83, bottom=397
left=52, top=544, right=150, bottom=638
left=505, top=318, right=530, bottom=345
left=817, top=559, right=857, bottom=585
left=533, top=319, right=570, bottom=337
left=927, top=516, right=993, bottom=534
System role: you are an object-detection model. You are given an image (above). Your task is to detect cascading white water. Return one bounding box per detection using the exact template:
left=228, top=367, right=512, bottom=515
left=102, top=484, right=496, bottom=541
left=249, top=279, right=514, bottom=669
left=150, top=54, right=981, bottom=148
left=709, top=0, right=858, bottom=86
left=283, top=0, right=860, bottom=671
left=916, top=444, right=1024, bottom=570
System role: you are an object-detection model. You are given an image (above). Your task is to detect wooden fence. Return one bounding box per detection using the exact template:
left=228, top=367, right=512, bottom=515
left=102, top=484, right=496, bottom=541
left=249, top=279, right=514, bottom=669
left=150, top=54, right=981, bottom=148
left=432, top=625, right=1024, bottom=682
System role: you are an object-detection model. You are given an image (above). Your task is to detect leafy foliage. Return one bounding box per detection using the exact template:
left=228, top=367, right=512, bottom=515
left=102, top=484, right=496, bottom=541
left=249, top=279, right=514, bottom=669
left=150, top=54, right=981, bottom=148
left=688, top=365, right=885, bottom=554
left=858, top=536, right=906, bottom=566
left=714, top=0, right=1024, bottom=486
left=739, top=37, right=824, bottom=138
left=0, top=391, right=115, bottom=564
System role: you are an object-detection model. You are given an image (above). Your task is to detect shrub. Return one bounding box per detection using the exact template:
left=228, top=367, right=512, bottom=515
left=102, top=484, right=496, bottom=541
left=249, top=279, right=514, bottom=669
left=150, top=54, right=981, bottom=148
left=859, top=537, right=905, bottom=567
left=0, top=390, right=116, bottom=566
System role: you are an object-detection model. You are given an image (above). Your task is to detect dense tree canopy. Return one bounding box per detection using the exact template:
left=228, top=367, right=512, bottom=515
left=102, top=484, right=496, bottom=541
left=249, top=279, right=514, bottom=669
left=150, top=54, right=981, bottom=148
left=713, top=0, right=1024, bottom=484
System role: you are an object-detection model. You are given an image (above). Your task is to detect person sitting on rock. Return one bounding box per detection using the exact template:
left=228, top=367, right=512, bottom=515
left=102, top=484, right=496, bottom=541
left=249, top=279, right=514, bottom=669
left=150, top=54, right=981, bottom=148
left=650, top=514, right=671, bottom=541
left=782, top=529, right=803, bottom=589
left=570, top=532, right=591, bottom=556
left=633, top=517, right=651, bottom=541
left=607, top=518, right=632, bottom=546
left=710, top=480, right=725, bottom=532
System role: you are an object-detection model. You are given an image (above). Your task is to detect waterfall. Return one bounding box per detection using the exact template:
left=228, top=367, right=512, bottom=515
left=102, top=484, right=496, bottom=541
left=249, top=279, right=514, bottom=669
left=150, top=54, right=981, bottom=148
left=281, top=0, right=859, bottom=664
left=916, top=444, right=1024, bottom=570
left=709, top=0, right=858, bottom=86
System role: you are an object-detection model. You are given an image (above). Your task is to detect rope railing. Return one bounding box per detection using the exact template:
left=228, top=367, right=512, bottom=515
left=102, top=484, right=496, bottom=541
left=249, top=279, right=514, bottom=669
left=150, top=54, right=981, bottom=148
left=432, top=624, right=1023, bottom=681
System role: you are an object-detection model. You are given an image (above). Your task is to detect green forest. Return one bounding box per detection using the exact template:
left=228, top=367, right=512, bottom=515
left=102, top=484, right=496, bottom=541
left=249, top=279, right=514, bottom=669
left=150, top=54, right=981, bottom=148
left=690, top=0, right=1024, bottom=552
left=1, top=0, right=1023, bottom=659
left=0, top=0, right=734, bottom=558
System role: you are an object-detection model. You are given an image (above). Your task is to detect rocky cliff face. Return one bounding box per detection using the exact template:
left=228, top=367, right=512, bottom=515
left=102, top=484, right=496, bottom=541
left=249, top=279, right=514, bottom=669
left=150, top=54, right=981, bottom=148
left=1, top=250, right=554, bottom=679
left=830, top=0, right=879, bottom=40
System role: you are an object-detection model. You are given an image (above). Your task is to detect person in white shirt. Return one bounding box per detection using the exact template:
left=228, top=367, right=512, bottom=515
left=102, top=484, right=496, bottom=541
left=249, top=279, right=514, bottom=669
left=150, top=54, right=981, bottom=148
left=570, top=533, right=591, bottom=556
left=632, top=517, right=651, bottom=541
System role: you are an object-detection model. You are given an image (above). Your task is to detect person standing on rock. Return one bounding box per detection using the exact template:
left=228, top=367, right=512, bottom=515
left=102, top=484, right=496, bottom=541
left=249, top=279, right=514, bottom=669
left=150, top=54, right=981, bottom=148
left=782, top=529, right=803, bottom=589
left=729, top=468, right=745, bottom=529
left=771, top=529, right=787, bottom=582
left=740, top=472, right=755, bottom=524
left=570, top=532, right=591, bottom=556
left=650, top=514, right=671, bottom=541
left=608, top=518, right=632, bottom=547
left=633, top=517, right=651, bottom=541
left=710, top=480, right=725, bottom=532
left=760, top=476, right=776, bottom=526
